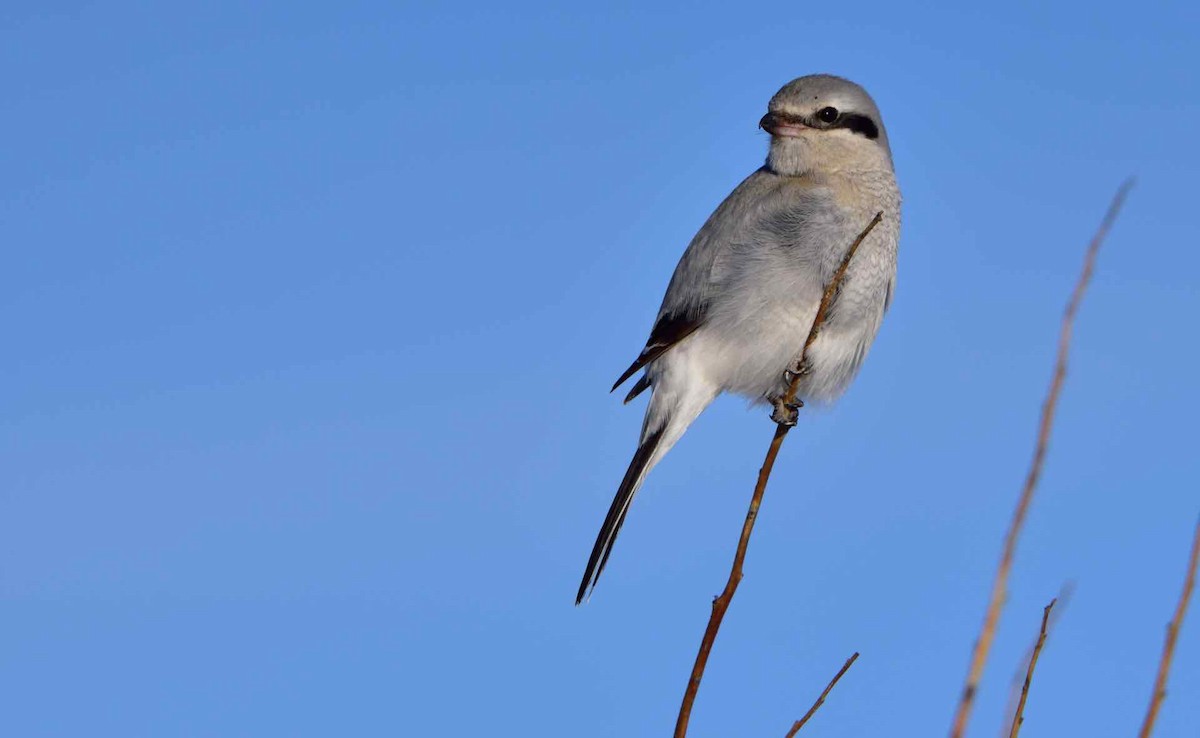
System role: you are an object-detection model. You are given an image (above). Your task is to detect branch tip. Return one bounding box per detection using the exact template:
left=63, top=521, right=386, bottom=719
left=948, top=181, right=1132, bottom=738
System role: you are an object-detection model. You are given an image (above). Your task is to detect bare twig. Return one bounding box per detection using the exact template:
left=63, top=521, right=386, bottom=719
left=784, top=652, right=860, bottom=737
left=999, top=582, right=1073, bottom=738
left=1136, top=517, right=1200, bottom=738
left=1007, top=598, right=1056, bottom=738
left=947, top=179, right=1133, bottom=738
left=672, top=212, right=883, bottom=738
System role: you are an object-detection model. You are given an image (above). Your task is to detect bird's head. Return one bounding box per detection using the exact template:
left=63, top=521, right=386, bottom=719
left=759, top=74, right=892, bottom=177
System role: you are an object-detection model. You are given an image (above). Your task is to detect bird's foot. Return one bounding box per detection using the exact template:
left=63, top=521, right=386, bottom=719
left=782, top=362, right=812, bottom=385
left=770, top=396, right=803, bottom=427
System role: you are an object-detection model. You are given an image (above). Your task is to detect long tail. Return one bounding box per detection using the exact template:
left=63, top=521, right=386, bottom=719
left=576, top=374, right=717, bottom=604
left=576, top=425, right=665, bottom=604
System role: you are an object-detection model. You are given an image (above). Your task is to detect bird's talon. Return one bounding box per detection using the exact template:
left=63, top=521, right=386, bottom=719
left=770, top=397, right=802, bottom=427
left=782, top=362, right=812, bottom=384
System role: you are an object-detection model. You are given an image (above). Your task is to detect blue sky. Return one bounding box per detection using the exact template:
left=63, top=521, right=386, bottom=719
left=2, top=2, right=1198, bottom=736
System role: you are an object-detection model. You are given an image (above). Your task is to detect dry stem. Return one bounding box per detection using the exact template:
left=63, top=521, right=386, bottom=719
left=947, top=179, right=1133, bottom=738
left=1136, top=517, right=1200, bottom=738
left=784, top=652, right=860, bottom=737
left=1007, top=598, right=1056, bottom=738
left=672, top=212, right=883, bottom=738
left=998, top=582, right=1073, bottom=738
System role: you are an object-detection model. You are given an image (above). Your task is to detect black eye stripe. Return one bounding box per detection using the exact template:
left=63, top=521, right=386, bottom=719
left=834, top=113, right=879, bottom=140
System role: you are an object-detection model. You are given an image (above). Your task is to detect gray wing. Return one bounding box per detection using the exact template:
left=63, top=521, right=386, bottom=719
left=611, top=169, right=786, bottom=399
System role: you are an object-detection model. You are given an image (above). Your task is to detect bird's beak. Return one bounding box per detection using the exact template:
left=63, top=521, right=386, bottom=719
left=759, top=111, right=807, bottom=138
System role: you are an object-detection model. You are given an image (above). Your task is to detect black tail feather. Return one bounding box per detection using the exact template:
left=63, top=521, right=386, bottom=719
left=576, top=425, right=666, bottom=604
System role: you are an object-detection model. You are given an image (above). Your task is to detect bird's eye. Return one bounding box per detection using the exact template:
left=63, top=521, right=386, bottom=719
left=816, top=107, right=839, bottom=124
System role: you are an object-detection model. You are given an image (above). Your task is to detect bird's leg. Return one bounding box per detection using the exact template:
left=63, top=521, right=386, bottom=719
left=770, top=395, right=803, bottom=427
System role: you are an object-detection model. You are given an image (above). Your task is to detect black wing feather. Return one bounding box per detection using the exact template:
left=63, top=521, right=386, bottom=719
left=622, top=374, right=651, bottom=404
left=610, top=310, right=705, bottom=393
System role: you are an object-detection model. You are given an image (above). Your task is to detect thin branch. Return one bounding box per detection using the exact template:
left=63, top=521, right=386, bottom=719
left=672, top=212, right=883, bottom=738
left=947, top=179, right=1134, bottom=738
left=998, top=582, right=1074, bottom=738
left=1007, top=598, right=1056, bottom=738
left=784, top=652, right=860, bottom=738
left=1136, top=517, right=1200, bottom=738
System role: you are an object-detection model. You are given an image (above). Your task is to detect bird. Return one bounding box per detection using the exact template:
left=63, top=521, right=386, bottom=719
left=577, top=74, right=901, bottom=604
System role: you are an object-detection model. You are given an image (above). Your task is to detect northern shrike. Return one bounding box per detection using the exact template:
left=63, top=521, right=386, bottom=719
left=577, top=74, right=901, bottom=604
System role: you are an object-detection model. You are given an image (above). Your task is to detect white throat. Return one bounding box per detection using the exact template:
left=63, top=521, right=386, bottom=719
left=766, top=132, right=891, bottom=178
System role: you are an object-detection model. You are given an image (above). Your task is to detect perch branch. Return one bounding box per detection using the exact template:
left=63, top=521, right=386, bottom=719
left=1007, top=598, right=1056, bottom=738
left=947, top=179, right=1133, bottom=738
left=672, top=212, right=883, bottom=738
left=784, top=652, right=860, bottom=737
left=1136, top=517, right=1200, bottom=738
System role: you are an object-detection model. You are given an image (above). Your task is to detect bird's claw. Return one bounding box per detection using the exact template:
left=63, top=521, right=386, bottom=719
left=783, top=362, right=811, bottom=384
left=770, top=397, right=803, bottom=427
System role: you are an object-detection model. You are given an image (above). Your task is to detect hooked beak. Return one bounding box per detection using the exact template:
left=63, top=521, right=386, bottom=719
left=759, top=111, right=808, bottom=138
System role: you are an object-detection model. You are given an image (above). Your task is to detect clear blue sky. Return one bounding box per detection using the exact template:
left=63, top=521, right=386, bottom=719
left=3, top=2, right=1197, bottom=736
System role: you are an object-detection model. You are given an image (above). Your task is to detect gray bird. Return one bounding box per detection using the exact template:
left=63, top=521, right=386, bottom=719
left=577, top=74, right=901, bottom=604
